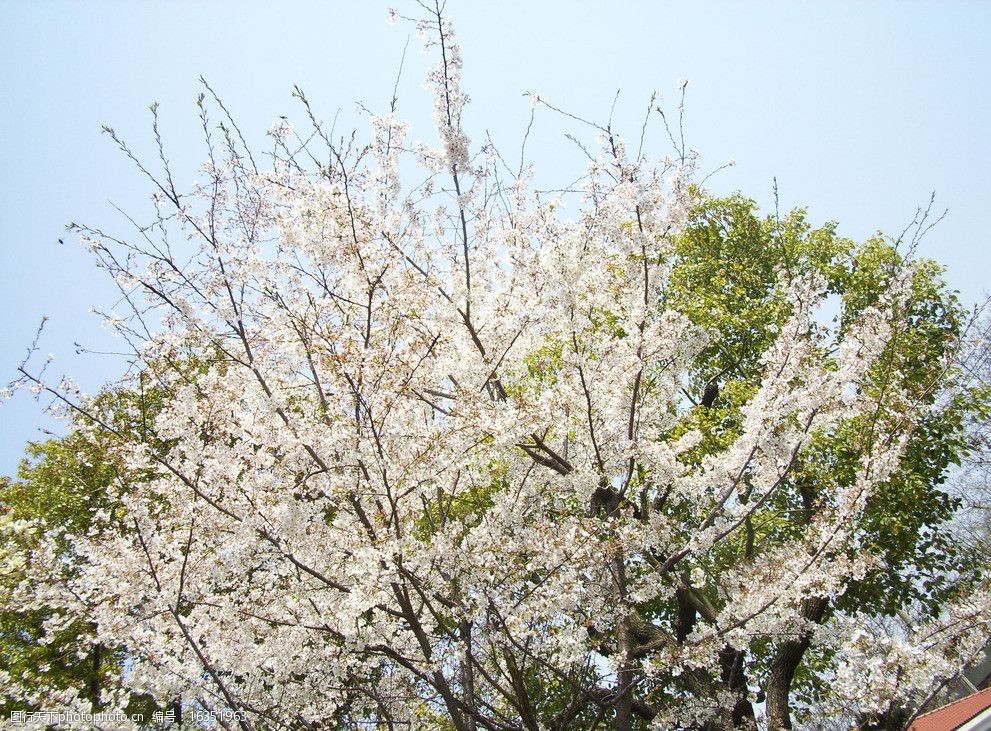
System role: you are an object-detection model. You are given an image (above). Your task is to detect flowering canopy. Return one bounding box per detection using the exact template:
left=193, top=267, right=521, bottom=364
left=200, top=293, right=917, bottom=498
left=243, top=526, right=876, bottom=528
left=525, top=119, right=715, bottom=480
left=5, top=5, right=990, bottom=730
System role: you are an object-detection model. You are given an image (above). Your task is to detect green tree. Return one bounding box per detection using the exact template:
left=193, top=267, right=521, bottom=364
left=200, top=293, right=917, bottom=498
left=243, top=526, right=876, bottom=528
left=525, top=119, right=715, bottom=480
left=0, top=384, right=173, bottom=723
left=660, top=193, right=984, bottom=727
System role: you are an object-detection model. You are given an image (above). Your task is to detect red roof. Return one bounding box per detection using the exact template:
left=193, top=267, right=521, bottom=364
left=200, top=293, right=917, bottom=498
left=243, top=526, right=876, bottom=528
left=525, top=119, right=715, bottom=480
left=910, top=687, right=991, bottom=731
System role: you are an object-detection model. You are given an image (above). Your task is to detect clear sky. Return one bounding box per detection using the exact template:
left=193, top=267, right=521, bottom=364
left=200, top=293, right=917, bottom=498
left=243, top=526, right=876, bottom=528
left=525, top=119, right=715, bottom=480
left=1, top=1, right=989, bottom=477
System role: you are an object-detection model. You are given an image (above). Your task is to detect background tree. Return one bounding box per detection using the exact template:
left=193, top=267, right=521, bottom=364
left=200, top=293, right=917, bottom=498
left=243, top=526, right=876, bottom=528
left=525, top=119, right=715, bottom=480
left=951, top=314, right=991, bottom=557
left=0, top=383, right=189, bottom=726
left=665, top=193, right=987, bottom=728
left=0, top=435, right=116, bottom=718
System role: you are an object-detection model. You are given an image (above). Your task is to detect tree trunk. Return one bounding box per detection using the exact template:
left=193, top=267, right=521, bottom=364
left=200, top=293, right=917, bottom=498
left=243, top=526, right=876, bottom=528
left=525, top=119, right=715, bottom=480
left=766, top=598, right=828, bottom=730
left=675, top=588, right=697, bottom=642
left=459, top=619, right=478, bottom=731
left=87, top=642, right=102, bottom=709
left=614, top=554, right=634, bottom=731
left=719, top=646, right=756, bottom=726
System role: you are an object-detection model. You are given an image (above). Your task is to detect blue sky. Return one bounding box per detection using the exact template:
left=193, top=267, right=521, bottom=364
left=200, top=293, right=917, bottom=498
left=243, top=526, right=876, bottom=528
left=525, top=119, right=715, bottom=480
left=1, top=1, right=989, bottom=477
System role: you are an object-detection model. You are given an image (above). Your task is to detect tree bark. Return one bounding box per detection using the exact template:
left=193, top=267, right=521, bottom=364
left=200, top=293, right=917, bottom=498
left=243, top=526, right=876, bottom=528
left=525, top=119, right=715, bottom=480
left=765, top=597, right=828, bottom=730
left=459, top=619, right=478, bottom=731
left=87, top=642, right=102, bottom=709
left=614, top=554, right=634, bottom=731
left=719, top=646, right=756, bottom=726
left=675, top=588, right=697, bottom=642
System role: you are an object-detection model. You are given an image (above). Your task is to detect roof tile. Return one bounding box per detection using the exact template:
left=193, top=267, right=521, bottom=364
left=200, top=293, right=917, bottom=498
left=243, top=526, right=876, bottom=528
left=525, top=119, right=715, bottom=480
left=911, top=687, right=991, bottom=731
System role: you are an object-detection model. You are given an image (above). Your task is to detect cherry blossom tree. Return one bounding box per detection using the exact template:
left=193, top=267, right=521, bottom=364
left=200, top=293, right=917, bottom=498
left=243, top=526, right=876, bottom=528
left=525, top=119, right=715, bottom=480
left=7, top=4, right=990, bottom=730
